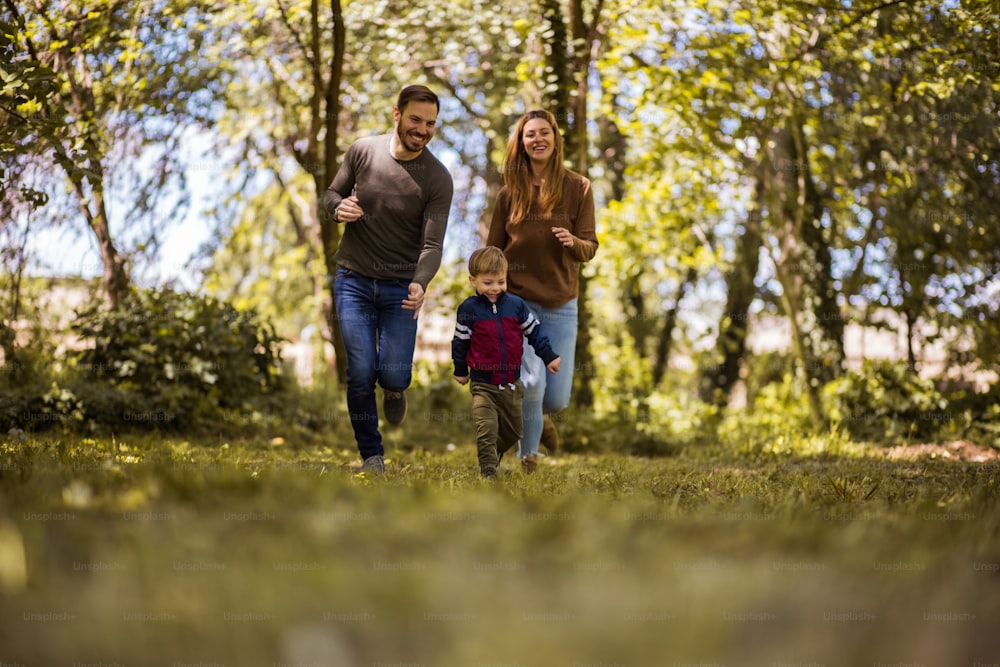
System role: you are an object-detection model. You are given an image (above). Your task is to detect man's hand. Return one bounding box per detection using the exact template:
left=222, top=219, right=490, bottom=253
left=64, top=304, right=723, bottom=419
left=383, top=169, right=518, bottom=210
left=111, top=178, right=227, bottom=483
left=547, top=357, right=561, bottom=374
left=454, top=375, right=470, bottom=385
left=402, top=282, right=425, bottom=319
left=336, top=195, right=364, bottom=222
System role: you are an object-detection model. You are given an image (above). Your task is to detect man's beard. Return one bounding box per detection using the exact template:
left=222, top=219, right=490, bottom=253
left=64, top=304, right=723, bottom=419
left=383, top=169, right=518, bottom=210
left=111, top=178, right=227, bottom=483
left=397, top=125, right=428, bottom=153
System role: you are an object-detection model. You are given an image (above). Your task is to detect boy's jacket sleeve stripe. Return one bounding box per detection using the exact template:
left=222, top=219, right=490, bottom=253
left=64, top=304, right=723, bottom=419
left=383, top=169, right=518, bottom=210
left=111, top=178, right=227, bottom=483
left=521, top=312, right=540, bottom=336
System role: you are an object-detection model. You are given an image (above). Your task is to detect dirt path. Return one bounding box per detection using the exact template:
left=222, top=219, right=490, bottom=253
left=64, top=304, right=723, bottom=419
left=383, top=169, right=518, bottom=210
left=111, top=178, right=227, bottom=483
left=883, top=440, right=1000, bottom=462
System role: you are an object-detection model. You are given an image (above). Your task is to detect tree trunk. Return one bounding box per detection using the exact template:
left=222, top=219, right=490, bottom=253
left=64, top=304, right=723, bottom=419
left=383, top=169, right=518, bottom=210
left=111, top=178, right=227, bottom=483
left=794, top=117, right=844, bottom=383
left=596, top=113, right=627, bottom=202
left=321, top=0, right=347, bottom=384
left=573, top=273, right=595, bottom=406
left=541, top=0, right=605, bottom=408
left=0, top=216, right=29, bottom=379
left=4, top=0, right=130, bottom=309
left=86, top=191, right=130, bottom=310
left=653, top=265, right=698, bottom=387
left=904, top=308, right=917, bottom=372
left=699, top=178, right=764, bottom=405
left=764, top=121, right=844, bottom=426
left=622, top=272, right=647, bottom=356
left=59, top=158, right=129, bottom=310
left=542, top=0, right=573, bottom=147
left=296, top=0, right=347, bottom=384
left=480, top=133, right=506, bottom=241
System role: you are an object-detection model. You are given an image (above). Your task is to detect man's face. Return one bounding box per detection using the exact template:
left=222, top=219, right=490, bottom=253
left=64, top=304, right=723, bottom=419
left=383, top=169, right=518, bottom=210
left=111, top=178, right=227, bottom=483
left=393, top=100, right=439, bottom=155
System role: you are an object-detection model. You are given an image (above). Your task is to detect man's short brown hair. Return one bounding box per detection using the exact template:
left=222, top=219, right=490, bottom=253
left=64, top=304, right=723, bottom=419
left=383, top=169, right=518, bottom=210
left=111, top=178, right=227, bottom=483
left=397, top=84, right=440, bottom=114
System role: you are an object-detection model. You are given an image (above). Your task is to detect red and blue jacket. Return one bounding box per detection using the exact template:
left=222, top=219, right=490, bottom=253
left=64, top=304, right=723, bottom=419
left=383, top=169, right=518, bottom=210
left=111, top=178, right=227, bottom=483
left=452, top=291, right=559, bottom=386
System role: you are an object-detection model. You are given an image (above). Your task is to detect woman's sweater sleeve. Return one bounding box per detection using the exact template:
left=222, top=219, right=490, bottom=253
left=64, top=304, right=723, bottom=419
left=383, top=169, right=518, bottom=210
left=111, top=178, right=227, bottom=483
left=567, top=177, right=598, bottom=263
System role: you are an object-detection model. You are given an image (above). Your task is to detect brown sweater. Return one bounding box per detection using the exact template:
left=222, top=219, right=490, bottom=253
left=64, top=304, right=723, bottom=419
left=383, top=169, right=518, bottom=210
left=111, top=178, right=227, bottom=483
left=486, top=170, right=598, bottom=308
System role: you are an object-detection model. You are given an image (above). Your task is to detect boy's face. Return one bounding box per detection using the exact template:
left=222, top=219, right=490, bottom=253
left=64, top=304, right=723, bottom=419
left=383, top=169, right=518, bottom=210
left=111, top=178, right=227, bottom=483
left=470, top=272, right=507, bottom=303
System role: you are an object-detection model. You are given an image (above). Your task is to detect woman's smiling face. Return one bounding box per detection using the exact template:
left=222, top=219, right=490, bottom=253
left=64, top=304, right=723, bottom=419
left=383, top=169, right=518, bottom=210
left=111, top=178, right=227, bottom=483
left=522, top=117, right=555, bottom=167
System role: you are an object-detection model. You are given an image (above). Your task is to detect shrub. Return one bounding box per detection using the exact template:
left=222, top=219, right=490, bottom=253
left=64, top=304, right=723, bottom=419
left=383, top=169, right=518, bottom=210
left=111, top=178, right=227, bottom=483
left=69, top=287, right=285, bottom=427
left=822, top=361, right=950, bottom=442
left=716, top=372, right=816, bottom=447
left=941, top=382, right=1000, bottom=449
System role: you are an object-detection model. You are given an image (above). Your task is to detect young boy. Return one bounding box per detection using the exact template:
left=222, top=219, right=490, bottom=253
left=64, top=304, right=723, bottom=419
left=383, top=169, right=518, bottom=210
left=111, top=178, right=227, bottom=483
left=452, top=247, right=561, bottom=477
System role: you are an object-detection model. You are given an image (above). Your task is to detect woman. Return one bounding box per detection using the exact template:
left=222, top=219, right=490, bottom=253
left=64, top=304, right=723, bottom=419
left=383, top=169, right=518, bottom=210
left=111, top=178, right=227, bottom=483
left=486, top=109, right=599, bottom=472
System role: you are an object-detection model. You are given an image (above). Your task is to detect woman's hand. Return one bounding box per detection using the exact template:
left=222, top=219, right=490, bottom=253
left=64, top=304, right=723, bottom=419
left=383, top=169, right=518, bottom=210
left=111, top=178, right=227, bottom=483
left=552, top=227, right=575, bottom=248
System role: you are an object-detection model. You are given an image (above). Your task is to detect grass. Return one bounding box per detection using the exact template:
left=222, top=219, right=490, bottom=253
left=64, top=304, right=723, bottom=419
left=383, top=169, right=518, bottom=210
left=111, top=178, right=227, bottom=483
left=1, top=428, right=999, bottom=666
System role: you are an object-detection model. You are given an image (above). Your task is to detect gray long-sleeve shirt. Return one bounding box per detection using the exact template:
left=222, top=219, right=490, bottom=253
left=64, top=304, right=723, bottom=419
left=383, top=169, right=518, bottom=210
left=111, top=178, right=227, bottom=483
left=321, top=133, right=454, bottom=289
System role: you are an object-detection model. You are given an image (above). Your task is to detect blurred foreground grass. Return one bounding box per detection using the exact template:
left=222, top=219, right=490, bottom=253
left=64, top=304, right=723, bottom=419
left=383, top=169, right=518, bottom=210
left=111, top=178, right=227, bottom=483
left=1, top=432, right=998, bottom=666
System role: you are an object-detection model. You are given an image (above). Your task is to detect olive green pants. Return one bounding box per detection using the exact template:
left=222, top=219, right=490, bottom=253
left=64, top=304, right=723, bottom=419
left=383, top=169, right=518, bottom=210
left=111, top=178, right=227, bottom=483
left=470, top=380, right=524, bottom=471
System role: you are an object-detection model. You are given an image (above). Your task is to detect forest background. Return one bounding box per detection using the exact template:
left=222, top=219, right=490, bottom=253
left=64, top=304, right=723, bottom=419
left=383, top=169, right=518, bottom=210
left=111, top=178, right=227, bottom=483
left=2, top=0, right=1000, bottom=450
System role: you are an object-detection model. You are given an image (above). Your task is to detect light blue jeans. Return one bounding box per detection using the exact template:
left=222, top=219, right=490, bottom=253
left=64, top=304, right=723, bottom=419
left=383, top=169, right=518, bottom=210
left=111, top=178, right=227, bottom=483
left=518, top=298, right=578, bottom=458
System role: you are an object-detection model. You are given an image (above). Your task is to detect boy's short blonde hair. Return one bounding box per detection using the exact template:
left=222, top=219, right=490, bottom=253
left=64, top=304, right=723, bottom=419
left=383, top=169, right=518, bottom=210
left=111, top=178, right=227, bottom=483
left=468, top=246, right=508, bottom=277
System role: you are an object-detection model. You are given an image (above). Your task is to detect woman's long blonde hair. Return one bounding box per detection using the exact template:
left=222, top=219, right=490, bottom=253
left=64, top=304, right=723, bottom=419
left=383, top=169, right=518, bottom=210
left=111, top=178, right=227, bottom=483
left=501, top=109, right=567, bottom=225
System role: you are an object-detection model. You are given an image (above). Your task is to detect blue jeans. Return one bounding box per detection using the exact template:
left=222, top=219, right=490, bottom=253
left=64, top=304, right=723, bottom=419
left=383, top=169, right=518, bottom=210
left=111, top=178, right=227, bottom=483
left=334, top=268, right=418, bottom=459
left=518, top=298, right=578, bottom=458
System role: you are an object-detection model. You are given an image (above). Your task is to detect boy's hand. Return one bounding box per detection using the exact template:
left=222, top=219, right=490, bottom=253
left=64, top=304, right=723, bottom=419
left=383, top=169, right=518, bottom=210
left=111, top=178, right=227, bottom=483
left=546, top=357, right=561, bottom=374
left=454, top=375, right=470, bottom=385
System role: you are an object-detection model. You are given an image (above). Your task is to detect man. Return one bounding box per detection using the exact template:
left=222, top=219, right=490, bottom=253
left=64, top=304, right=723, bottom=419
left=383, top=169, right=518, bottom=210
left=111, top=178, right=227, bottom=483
left=322, top=84, right=454, bottom=473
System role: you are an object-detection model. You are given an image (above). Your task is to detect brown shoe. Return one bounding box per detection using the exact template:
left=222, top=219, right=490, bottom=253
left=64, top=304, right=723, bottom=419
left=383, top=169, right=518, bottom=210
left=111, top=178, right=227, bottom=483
left=521, top=454, right=538, bottom=474
left=540, top=415, right=559, bottom=454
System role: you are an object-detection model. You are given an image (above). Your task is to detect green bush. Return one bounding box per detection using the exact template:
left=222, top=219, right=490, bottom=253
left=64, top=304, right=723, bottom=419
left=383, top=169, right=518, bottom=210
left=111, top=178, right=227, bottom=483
left=941, top=382, right=1000, bottom=449
left=68, top=287, right=285, bottom=428
left=1, top=337, right=68, bottom=433
left=822, top=361, right=950, bottom=442
left=965, top=404, right=1000, bottom=450
left=716, top=372, right=816, bottom=448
